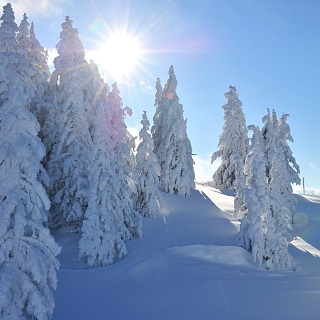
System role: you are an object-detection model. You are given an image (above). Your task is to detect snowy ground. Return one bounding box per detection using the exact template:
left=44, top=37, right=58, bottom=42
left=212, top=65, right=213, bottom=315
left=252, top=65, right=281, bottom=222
left=52, top=181, right=320, bottom=320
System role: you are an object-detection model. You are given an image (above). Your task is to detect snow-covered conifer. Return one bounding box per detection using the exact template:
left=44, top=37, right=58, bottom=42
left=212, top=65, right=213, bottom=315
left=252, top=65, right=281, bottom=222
left=154, top=66, right=195, bottom=196
left=277, top=113, right=300, bottom=187
left=79, top=100, right=127, bottom=267
left=239, top=125, right=269, bottom=267
left=48, top=16, right=92, bottom=227
left=212, top=86, right=248, bottom=189
left=239, top=125, right=293, bottom=270
left=262, top=110, right=300, bottom=222
left=29, top=21, right=50, bottom=81
left=0, top=4, right=60, bottom=318
left=261, top=109, right=298, bottom=269
left=19, top=18, right=56, bottom=161
left=277, top=114, right=300, bottom=223
left=0, top=94, right=61, bottom=319
left=106, top=83, right=142, bottom=239
left=0, top=3, right=19, bottom=53
left=265, top=147, right=293, bottom=270
left=135, top=111, right=161, bottom=217
left=16, top=13, right=30, bottom=50
left=152, top=77, right=163, bottom=156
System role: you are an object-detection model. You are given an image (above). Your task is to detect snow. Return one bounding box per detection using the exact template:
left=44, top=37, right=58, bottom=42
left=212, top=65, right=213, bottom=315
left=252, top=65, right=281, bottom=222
left=52, top=181, right=320, bottom=320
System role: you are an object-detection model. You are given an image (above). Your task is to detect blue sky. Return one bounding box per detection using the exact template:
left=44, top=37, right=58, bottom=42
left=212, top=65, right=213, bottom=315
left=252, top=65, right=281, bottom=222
left=7, top=0, right=320, bottom=193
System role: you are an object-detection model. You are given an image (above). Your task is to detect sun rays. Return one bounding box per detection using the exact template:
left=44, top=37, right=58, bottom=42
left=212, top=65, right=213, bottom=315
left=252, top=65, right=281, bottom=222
left=92, top=31, right=143, bottom=82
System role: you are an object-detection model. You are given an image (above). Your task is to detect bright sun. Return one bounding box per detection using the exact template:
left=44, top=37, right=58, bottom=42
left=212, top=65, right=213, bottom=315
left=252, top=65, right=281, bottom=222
left=95, top=32, right=142, bottom=82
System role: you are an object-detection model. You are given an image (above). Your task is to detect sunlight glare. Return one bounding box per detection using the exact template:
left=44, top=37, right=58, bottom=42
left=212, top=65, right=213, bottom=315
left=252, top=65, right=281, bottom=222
left=96, top=32, right=142, bottom=82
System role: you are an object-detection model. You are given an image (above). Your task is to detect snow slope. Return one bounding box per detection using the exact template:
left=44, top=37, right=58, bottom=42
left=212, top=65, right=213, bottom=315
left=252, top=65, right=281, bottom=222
left=52, top=181, right=320, bottom=320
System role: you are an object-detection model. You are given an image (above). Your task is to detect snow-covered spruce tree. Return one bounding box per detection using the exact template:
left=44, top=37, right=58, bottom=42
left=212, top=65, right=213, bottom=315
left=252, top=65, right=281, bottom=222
left=262, top=110, right=300, bottom=222
left=17, top=14, right=50, bottom=79
left=79, top=98, right=127, bottom=267
left=106, top=82, right=142, bottom=239
left=276, top=113, right=300, bottom=215
left=154, top=65, right=195, bottom=196
left=48, top=16, right=92, bottom=227
left=264, top=146, right=293, bottom=270
left=151, top=77, right=164, bottom=157
left=0, top=3, right=22, bottom=54
left=239, top=125, right=269, bottom=267
left=211, top=86, right=248, bottom=189
left=135, top=111, right=161, bottom=218
left=278, top=114, right=300, bottom=181
left=0, top=4, right=60, bottom=319
left=239, top=125, right=293, bottom=270
left=17, top=12, right=58, bottom=223
left=29, top=21, right=50, bottom=81
left=17, top=15, right=57, bottom=170
left=16, top=13, right=30, bottom=49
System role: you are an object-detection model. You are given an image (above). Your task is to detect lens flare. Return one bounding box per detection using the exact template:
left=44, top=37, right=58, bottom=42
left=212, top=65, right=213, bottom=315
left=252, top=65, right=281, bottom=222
left=89, top=18, right=103, bottom=32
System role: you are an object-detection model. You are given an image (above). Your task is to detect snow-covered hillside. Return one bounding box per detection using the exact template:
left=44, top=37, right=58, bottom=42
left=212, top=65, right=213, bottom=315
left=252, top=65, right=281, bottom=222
left=52, top=181, right=320, bottom=320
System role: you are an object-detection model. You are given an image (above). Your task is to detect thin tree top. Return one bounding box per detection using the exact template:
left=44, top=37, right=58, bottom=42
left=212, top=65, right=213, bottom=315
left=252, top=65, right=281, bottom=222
left=0, top=3, right=18, bottom=51
left=224, top=86, right=241, bottom=106
left=56, top=16, right=85, bottom=59
left=163, top=65, right=178, bottom=101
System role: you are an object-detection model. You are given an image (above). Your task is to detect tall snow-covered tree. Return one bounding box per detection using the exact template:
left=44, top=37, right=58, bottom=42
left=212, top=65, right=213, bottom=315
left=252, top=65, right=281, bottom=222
left=268, top=114, right=299, bottom=256
left=17, top=16, right=57, bottom=166
left=135, top=111, right=161, bottom=218
left=79, top=99, right=127, bottom=267
left=0, top=4, right=60, bottom=318
left=262, top=109, right=300, bottom=221
left=48, top=16, right=92, bottom=227
left=106, top=82, right=142, bottom=239
left=152, top=77, right=163, bottom=156
left=29, top=21, right=50, bottom=81
left=277, top=113, right=300, bottom=189
left=239, top=125, right=269, bottom=267
left=265, top=147, right=293, bottom=270
left=0, top=3, right=20, bottom=53
left=16, top=16, right=51, bottom=82
left=16, top=13, right=30, bottom=49
left=239, top=125, right=293, bottom=270
left=154, top=65, right=195, bottom=196
left=212, top=86, right=248, bottom=189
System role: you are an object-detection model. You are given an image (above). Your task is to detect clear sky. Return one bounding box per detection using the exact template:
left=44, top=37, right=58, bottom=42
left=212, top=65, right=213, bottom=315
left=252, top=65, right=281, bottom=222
left=7, top=0, right=320, bottom=193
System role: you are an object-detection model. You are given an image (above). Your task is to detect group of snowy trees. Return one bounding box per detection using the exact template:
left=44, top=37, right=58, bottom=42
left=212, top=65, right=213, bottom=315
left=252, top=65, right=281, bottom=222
left=0, top=4, right=60, bottom=319
left=212, top=86, right=300, bottom=270
left=2, top=0, right=302, bottom=317
left=0, top=3, right=195, bottom=319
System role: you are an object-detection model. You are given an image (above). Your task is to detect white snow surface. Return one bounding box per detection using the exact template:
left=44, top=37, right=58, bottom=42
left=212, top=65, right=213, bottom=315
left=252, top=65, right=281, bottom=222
left=52, top=180, right=320, bottom=320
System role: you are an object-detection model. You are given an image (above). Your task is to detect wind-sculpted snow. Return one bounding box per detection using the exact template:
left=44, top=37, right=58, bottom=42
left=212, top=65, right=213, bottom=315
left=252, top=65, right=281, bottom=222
left=53, top=182, right=320, bottom=320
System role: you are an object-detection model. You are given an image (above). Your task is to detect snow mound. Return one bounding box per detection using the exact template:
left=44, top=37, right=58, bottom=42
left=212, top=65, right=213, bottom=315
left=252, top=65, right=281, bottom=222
left=165, top=244, right=253, bottom=267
